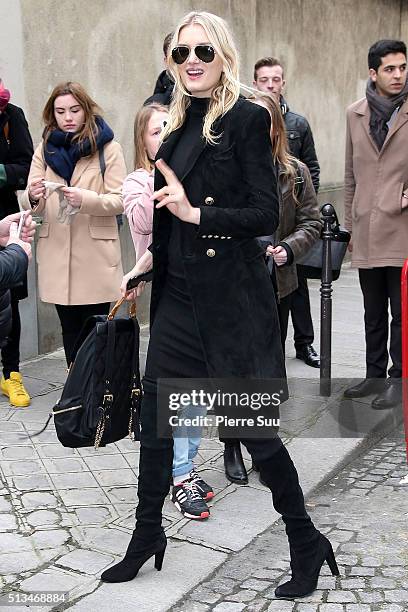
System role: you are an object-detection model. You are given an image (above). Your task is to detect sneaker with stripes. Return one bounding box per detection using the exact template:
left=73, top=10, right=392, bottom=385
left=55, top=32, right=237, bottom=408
left=171, top=479, right=210, bottom=520
left=189, top=468, right=214, bottom=501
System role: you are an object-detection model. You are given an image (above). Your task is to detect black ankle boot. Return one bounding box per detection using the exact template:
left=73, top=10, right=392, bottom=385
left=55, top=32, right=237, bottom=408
left=257, top=445, right=338, bottom=599
left=275, top=534, right=339, bottom=599
left=224, top=440, right=248, bottom=484
left=101, top=530, right=167, bottom=583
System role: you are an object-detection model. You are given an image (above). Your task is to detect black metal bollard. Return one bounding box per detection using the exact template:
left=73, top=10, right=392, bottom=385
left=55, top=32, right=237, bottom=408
left=320, top=203, right=336, bottom=396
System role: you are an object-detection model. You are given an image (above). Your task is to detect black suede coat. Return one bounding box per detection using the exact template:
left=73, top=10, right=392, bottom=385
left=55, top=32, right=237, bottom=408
left=0, top=103, right=33, bottom=300
left=150, top=98, right=286, bottom=381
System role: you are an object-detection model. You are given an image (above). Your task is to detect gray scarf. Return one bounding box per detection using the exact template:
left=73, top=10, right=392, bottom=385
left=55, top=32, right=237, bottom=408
left=366, top=77, right=408, bottom=150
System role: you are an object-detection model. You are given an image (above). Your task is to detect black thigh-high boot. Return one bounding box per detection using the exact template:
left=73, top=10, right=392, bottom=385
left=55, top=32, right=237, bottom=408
left=257, top=445, right=339, bottom=599
left=101, top=380, right=173, bottom=583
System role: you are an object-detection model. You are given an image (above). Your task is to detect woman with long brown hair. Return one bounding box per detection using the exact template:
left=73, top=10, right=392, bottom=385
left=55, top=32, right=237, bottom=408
left=22, top=81, right=126, bottom=365
left=252, top=92, right=322, bottom=347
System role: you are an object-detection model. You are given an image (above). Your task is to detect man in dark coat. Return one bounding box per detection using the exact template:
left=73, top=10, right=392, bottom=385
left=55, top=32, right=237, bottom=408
left=254, top=57, right=321, bottom=368
left=144, top=32, right=174, bottom=106
left=0, top=78, right=34, bottom=407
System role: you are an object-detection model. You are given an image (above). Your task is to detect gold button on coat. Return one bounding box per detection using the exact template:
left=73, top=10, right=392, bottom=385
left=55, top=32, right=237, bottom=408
left=206, top=248, right=216, bottom=257
left=205, top=196, right=214, bottom=205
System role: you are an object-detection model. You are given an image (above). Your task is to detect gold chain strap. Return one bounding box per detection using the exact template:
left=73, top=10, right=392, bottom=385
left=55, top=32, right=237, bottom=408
left=94, top=413, right=106, bottom=449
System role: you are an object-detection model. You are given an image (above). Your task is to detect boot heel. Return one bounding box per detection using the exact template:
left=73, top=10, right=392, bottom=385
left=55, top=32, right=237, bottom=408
left=326, top=545, right=339, bottom=576
left=154, top=548, right=166, bottom=571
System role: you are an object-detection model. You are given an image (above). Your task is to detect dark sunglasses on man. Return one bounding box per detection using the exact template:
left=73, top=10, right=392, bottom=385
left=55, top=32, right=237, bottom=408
left=171, top=44, right=216, bottom=65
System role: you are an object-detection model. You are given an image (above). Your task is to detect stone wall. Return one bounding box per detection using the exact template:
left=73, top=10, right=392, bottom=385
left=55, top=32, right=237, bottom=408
left=0, top=0, right=405, bottom=355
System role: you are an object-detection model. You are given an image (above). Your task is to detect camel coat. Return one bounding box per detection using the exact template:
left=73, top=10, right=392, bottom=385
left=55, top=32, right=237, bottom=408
left=344, top=96, right=408, bottom=268
left=21, top=140, right=126, bottom=304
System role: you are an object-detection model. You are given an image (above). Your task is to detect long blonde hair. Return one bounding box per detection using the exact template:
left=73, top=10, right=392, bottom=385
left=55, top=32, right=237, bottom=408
left=133, top=103, right=168, bottom=171
left=162, top=11, right=241, bottom=145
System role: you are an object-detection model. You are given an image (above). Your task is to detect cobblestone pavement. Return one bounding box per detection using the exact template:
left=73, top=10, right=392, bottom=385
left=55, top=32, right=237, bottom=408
left=0, top=267, right=405, bottom=611
left=171, top=431, right=408, bottom=612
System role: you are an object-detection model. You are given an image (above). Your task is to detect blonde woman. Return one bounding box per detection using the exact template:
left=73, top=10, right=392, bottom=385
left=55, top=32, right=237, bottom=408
left=22, top=82, right=126, bottom=366
left=103, top=11, right=338, bottom=600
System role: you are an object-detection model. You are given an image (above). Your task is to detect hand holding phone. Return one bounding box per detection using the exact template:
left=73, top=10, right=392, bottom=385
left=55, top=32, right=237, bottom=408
left=126, top=270, right=153, bottom=292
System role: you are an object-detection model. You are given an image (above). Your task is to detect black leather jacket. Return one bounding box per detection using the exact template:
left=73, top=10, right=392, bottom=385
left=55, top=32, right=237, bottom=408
left=0, top=244, right=28, bottom=346
left=144, top=70, right=174, bottom=106
left=0, top=103, right=33, bottom=218
left=281, top=96, right=320, bottom=193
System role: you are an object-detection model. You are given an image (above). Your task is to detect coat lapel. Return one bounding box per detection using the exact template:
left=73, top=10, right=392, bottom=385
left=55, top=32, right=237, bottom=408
left=180, top=137, right=207, bottom=182
left=70, top=156, right=95, bottom=185
left=354, top=100, right=379, bottom=156
left=380, top=100, right=408, bottom=154
left=155, top=123, right=208, bottom=187
left=154, top=127, right=183, bottom=191
left=152, top=120, right=209, bottom=240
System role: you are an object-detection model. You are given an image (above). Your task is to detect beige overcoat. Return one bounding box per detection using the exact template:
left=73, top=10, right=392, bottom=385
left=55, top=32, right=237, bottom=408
left=21, top=140, right=126, bottom=305
left=344, top=97, right=408, bottom=268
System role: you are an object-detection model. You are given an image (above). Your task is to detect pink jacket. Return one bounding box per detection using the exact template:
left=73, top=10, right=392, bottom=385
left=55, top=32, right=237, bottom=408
left=122, top=168, right=154, bottom=262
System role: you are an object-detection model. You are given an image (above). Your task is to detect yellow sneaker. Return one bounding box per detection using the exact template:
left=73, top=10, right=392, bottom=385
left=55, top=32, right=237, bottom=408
left=0, top=372, right=31, bottom=408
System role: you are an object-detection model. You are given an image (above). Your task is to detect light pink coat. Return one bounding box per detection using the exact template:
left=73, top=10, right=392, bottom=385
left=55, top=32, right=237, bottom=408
left=122, top=168, right=153, bottom=262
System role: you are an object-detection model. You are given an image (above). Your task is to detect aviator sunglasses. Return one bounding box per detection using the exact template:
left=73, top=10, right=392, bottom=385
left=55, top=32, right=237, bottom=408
left=171, top=44, right=216, bottom=65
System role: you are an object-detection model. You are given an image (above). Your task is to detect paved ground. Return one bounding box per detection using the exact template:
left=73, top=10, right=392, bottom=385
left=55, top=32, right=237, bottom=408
left=0, top=265, right=406, bottom=611
left=171, top=431, right=408, bottom=612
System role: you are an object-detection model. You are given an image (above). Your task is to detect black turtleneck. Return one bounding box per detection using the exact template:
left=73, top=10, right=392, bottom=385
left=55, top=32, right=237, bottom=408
left=167, top=97, right=209, bottom=283
left=168, top=96, right=209, bottom=179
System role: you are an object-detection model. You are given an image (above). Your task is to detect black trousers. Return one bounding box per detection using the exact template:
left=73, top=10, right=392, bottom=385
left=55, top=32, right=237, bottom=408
left=55, top=302, right=110, bottom=366
left=359, top=267, right=402, bottom=378
left=290, top=267, right=315, bottom=349
left=278, top=293, right=293, bottom=353
left=2, top=295, right=21, bottom=379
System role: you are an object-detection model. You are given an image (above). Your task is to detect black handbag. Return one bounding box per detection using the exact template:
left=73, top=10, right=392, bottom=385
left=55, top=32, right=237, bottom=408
left=52, top=299, right=142, bottom=449
left=297, top=208, right=350, bottom=281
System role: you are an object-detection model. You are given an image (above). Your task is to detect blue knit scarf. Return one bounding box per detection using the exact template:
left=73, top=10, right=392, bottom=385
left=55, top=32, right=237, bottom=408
left=43, top=116, right=113, bottom=184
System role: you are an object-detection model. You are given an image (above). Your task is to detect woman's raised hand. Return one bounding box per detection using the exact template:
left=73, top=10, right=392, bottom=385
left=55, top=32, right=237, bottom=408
left=152, top=159, right=200, bottom=225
